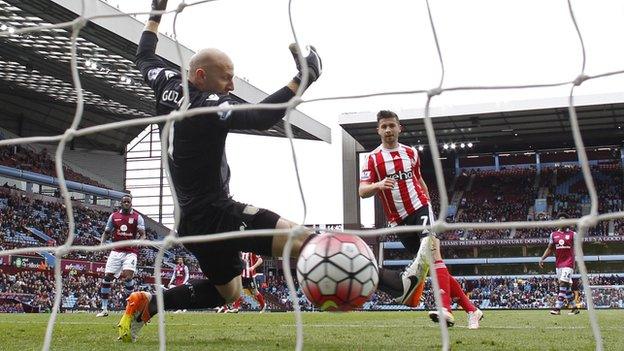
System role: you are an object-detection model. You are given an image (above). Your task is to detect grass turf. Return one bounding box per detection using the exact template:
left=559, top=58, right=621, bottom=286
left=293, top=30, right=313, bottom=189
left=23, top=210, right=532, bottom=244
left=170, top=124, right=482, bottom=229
left=0, top=310, right=622, bottom=350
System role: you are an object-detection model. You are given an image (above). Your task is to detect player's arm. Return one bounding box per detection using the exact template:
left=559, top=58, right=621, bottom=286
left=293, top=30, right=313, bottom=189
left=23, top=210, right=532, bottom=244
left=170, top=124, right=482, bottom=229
left=220, top=45, right=322, bottom=131
left=417, top=176, right=430, bottom=201
left=539, top=243, right=555, bottom=268
left=135, top=1, right=170, bottom=88
left=358, top=155, right=396, bottom=199
left=413, top=150, right=430, bottom=200
left=182, top=265, right=189, bottom=285
left=359, top=178, right=395, bottom=198
left=358, top=155, right=393, bottom=198
left=251, top=256, right=264, bottom=271
left=137, top=215, right=147, bottom=241
left=167, top=273, right=175, bottom=288
left=100, top=214, right=114, bottom=245
left=100, top=229, right=111, bottom=245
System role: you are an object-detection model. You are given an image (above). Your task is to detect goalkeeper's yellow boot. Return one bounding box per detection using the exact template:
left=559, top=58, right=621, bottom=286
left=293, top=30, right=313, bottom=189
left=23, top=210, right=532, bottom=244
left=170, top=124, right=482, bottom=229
left=117, top=291, right=152, bottom=342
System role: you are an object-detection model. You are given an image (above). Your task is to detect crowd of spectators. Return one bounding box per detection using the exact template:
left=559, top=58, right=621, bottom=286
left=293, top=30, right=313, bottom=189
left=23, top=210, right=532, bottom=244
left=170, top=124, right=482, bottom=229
left=381, top=164, right=622, bottom=243
left=0, top=301, right=24, bottom=313
left=0, top=187, right=200, bottom=270
left=257, top=274, right=624, bottom=311
left=0, top=268, right=148, bottom=312
left=458, top=168, right=537, bottom=224
left=0, top=145, right=108, bottom=189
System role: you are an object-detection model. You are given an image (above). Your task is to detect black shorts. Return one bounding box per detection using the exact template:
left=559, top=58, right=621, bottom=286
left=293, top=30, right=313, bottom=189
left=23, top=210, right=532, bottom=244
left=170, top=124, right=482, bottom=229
left=179, top=198, right=280, bottom=285
left=242, top=277, right=257, bottom=291
left=395, top=205, right=435, bottom=255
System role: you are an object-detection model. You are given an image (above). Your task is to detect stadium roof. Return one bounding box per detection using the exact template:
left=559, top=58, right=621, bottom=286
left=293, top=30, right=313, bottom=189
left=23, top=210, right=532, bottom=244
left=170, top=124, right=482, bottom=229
left=0, top=0, right=330, bottom=153
left=339, top=92, right=624, bottom=153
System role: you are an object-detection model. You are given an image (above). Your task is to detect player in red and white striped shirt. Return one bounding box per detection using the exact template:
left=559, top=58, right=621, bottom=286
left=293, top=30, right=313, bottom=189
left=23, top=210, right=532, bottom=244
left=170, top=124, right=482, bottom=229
left=359, top=110, right=482, bottom=328
left=230, top=252, right=266, bottom=313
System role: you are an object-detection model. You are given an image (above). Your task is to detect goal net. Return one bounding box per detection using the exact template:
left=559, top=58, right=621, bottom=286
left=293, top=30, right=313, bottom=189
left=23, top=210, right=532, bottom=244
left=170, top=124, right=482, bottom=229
left=0, top=1, right=623, bottom=351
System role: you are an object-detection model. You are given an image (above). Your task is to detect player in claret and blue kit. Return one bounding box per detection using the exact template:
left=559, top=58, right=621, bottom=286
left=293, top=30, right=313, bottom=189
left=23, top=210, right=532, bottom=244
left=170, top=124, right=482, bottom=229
left=540, top=213, right=581, bottom=315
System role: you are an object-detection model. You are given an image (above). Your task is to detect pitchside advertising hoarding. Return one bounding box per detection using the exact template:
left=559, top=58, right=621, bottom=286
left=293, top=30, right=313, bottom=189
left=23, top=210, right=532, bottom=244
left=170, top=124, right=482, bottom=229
left=60, top=259, right=89, bottom=272
left=441, top=235, right=624, bottom=247
left=11, top=255, right=45, bottom=269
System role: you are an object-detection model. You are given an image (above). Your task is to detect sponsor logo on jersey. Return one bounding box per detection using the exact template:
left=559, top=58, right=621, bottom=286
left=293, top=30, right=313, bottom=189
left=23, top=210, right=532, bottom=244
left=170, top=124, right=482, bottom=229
left=388, top=170, right=414, bottom=181
left=120, top=224, right=128, bottom=232
left=361, top=170, right=371, bottom=181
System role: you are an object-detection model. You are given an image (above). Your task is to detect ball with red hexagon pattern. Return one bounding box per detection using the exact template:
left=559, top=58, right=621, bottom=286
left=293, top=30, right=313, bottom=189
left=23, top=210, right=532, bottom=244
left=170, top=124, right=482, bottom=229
left=296, top=233, right=379, bottom=311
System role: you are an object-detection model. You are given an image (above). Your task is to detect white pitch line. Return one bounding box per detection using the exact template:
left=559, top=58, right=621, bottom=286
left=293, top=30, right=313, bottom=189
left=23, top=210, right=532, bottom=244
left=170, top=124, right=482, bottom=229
left=279, top=324, right=621, bottom=331
left=1, top=319, right=620, bottom=331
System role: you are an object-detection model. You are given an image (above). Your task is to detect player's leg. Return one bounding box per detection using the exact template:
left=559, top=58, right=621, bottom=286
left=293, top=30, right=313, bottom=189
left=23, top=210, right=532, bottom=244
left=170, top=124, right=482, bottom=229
left=562, top=269, right=580, bottom=315
left=569, top=278, right=581, bottom=314
left=120, top=252, right=138, bottom=298
left=97, top=273, right=114, bottom=317
left=447, top=275, right=483, bottom=329
left=448, top=276, right=477, bottom=313
left=377, top=206, right=432, bottom=305
left=118, top=204, right=244, bottom=342
left=118, top=201, right=302, bottom=342
left=551, top=268, right=572, bottom=315
left=249, top=278, right=266, bottom=312
left=270, top=217, right=311, bottom=257
left=230, top=283, right=244, bottom=312
left=427, top=237, right=455, bottom=326
left=118, top=277, right=231, bottom=342
left=98, top=252, right=122, bottom=317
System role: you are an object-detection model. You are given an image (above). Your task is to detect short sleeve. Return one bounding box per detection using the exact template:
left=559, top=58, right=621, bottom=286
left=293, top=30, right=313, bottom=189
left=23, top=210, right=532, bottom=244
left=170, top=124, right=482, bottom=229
left=137, top=215, right=146, bottom=231
left=105, top=214, right=114, bottom=232
left=360, top=154, right=379, bottom=183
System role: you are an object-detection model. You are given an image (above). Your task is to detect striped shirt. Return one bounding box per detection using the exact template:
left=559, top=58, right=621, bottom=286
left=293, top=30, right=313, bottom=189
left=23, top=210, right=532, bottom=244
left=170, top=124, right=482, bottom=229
left=241, top=252, right=261, bottom=278
left=360, top=143, right=429, bottom=226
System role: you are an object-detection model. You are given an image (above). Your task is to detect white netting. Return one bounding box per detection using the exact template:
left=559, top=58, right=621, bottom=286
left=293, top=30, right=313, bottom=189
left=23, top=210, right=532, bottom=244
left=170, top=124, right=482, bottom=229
left=0, top=1, right=623, bottom=351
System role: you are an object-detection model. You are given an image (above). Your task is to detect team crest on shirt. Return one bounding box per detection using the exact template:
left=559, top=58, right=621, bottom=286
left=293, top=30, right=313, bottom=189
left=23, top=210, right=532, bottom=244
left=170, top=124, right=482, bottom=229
left=129, top=218, right=134, bottom=224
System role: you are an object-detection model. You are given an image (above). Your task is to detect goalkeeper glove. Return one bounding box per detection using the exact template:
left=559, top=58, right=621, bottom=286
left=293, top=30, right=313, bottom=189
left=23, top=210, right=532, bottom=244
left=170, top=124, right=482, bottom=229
left=289, top=43, right=322, bottom=89
left=149, top=0, right=169, bottom=23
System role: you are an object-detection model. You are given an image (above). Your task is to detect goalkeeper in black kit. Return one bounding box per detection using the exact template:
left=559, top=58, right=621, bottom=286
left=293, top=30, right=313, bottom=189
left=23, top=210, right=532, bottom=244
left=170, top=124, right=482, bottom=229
left=117, top=0, right=322, bottom=342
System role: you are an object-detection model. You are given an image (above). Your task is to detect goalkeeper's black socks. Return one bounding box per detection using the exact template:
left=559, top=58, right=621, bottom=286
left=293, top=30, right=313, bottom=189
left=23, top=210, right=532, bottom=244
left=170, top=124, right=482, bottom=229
left=144, top=279, right=226, bottom=320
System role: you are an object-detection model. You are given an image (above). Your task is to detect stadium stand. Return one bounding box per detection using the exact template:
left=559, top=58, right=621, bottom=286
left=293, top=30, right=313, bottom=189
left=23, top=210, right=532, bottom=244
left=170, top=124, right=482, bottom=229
left=0, top=186, right=201, bottom=277
left=1, top=146, right=622, bottom=313
left=0, top=145, right=109, bottom=189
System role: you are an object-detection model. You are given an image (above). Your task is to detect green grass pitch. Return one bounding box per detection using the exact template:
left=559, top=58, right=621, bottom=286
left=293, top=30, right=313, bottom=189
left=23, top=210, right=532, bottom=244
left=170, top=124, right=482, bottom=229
left=0, top=310, right=622, bottom=350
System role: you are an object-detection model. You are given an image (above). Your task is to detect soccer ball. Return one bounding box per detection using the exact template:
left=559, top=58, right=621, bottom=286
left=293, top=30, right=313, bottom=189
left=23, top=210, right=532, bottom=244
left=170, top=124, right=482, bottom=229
left=296, top=233, right=379, bottom=311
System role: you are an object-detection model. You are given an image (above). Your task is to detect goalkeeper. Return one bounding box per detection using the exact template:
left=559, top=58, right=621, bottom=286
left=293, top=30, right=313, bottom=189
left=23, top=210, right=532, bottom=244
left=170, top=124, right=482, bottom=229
left=117, top=0, right=322, bottom=342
